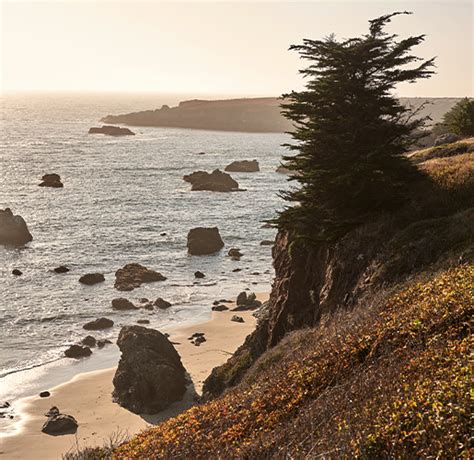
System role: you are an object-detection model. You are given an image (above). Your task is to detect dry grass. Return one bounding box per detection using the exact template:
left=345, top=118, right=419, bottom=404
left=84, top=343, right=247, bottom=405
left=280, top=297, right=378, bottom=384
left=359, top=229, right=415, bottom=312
left=109, top=265, right=473, bottom=459
left=408, top=137, right=474, bottom=163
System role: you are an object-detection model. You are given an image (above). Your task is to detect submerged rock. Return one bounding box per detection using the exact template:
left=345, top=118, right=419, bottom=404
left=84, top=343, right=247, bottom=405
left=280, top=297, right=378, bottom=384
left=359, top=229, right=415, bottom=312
left=12, top=269, right=22, bottom=276
left=194, top=270, right=205, bottom=279
left=187, top=227, right=224, bottom=255
left=225, top=159, right=259, bottom=172
left=83, top=317, right=114, bottom=330
left=79, top=273, right=105, bottom=285
left=228, top=248, right=243, bottom=260
left=113, top=325, right=187, bottom=414
left=88, top=125, right=135, bottom=136
left=183, top=169, right=239, bottom=192
left=0, top=208, right=33, bottom=246
left=39, top=174, right=63, bottom=188
left=115, top=263, right=166, bottom=291
left=81, top=336, right=96, bottom=347
left=97, top=338, right=112, bottom=348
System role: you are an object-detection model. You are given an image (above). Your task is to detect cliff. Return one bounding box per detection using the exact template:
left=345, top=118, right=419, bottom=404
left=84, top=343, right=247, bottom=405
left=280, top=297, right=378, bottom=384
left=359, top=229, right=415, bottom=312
left=101, top=97, right=462, bottom=133
left=75, top=142, right=473, bottom=458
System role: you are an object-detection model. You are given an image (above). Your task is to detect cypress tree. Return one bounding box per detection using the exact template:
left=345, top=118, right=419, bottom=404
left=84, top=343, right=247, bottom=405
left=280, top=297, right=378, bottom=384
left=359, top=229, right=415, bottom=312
left=278, top=12, right=435, bottom=242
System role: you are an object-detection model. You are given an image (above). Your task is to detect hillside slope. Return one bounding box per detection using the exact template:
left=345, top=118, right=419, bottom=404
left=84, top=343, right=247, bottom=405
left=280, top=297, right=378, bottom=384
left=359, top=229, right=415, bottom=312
left=73, top=144, right=473, bottom=459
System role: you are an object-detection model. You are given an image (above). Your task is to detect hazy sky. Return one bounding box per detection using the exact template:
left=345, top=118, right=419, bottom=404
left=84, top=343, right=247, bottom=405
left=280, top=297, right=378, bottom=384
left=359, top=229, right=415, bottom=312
left=1, top=1, right=472, bottom=96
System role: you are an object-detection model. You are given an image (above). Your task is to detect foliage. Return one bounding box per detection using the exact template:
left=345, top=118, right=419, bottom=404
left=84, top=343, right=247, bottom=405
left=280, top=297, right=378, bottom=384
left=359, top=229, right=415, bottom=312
left=277, top=12, right=435, bottom=242
left=408, top=137, right=474, bottom=163
left=111, top=265, right=473, bottom=459
left=434, top=97, right=474, bottom=137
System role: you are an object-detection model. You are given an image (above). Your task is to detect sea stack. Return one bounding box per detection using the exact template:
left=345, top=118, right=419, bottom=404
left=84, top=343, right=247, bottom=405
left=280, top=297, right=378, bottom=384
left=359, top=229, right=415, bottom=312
left=0, top=208, right=33, bottom=246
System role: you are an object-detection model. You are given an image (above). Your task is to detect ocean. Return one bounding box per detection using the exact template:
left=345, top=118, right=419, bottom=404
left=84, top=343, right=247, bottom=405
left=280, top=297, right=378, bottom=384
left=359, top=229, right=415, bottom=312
left=0, top=92, right=289, bottom=433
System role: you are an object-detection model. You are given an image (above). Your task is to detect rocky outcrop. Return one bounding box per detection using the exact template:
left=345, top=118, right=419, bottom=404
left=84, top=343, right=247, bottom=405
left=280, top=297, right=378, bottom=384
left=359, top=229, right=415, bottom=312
left=112, top=326, right=187, bottom=414
left=114, top=263, right=166, bottom=291
left=225, top=160, right=260, bottom=172
left=83, top=317, right=114, bottom=330
left=228, top=248, right=243, bottom=260
left=88, top=125, right=135, bottom=136
left=183, top=169, right=240, bottom=192
left=0, top=208, right=33, bottom=246
left=79, top=273, right=105, bottom=285
left=187, top=227, right=224, bottom=255
left=39, top=174, right=63, bottom=188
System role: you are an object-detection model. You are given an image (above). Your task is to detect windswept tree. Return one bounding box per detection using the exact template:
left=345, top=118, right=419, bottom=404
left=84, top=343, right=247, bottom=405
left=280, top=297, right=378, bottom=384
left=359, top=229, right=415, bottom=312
left=278, top=12, right=435, bottom=242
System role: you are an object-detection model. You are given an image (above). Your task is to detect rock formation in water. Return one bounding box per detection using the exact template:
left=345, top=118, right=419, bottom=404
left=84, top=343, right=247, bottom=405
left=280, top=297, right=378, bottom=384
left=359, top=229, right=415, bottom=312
left=39, top=174, right=63, bottom=188
left=0, top=208, right=33, bottom=246
left=183, top=169, right=239, bottom=192
left=79, top=273, right=105, bottom=285
left=83, top=317, right=114, bottom=330
left=187, top=227, right=224, bottom=255
left=225, top=160, right=260, bottom=172
left=113, top=325, right=187, bottom=414
left=114, top=263, right=167, bottom=291
left=88, top=125, right=135, bottom=136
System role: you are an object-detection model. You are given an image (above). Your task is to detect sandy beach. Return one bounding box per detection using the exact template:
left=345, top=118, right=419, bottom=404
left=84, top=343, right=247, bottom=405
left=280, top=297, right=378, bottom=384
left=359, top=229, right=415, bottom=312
left=0, top=293, right=267, bottom=460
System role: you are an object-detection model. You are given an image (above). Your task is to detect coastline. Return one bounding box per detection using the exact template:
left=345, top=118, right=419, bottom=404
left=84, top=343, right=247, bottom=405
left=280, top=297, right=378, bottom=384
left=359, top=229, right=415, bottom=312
left=0, top=293, right=268, bottom=460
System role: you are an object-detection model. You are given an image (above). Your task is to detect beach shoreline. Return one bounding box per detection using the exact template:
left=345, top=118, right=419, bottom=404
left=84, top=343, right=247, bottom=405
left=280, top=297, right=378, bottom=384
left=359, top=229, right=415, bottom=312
left=0, top=292, right=268, bottom=460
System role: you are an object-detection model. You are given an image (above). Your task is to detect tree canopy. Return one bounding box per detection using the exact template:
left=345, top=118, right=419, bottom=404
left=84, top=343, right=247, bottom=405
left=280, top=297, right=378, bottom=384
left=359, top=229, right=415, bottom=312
left=435, top=98, right=474, bottom=137
left=277, top=12, right=435, bottom=242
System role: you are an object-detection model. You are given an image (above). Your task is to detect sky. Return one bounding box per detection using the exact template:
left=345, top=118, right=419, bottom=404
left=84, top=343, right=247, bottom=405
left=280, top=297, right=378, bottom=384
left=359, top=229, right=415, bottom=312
left=1, top=0, right=472, bottom=97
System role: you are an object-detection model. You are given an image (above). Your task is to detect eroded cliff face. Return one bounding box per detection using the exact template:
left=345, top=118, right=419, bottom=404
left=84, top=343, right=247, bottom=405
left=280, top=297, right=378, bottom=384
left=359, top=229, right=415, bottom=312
left=203, top=206, right=474, bottom=399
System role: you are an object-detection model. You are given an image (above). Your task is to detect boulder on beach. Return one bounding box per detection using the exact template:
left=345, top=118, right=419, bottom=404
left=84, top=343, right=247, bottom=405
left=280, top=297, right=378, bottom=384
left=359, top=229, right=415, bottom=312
left=88, top=125, right=135, bottom=136
left=112, top=297, right=137, bottom=311
left=79, top=273, right=105, bottom=285
left=115, top=263, right=167, bottom=291
left=0, top=208, right=33, bottom=246
left=187, top=227, right=224, bottom=255
left=113, top=325, right=187, bottom=414
left=154, top=298, right=172, bottom=309
left=183, top=169, right=239, bottom=192
left=83, top=317, right=114, bottom=330
left=231, top=315, right=245, bottom=323
left=212, top=304, right=229, bottom=312
left=42, top=410, right=78, bottom=435
left=234, top=291, right=262, bottom=311
left=39, top=391, right=50, bottom=398
left=64, top=344, right=92, bottom=359
left=225, top=159, right=259, bottom=172
left=39, top=174, right=63, bottom=188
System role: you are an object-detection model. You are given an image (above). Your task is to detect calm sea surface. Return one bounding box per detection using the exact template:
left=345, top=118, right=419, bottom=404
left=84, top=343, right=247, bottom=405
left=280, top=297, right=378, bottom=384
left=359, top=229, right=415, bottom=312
left=0, top=93, right=289, bottom=420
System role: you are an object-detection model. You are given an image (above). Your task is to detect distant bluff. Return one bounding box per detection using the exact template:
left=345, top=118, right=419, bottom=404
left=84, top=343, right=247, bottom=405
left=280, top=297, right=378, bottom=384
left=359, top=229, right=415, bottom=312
left=101, top=97, right=462, bottom=133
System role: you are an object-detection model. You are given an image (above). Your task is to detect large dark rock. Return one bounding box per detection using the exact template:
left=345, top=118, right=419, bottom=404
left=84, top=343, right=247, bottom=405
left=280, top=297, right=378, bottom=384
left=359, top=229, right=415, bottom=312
left=79, top=273, right=105, bottom=285
left=112, top=326, right=187, bottom=414
left=154, top=298, right=172, bottom=309
left=42, top=412, right=78, bottom=435
left=88, top=125, right=135, bottom=136
left=115, top=263, right=166, bottom=291
left=225, top=159, right=259, bottom=172
left=39, top=174, right=63, bottom=188
left=64, top=345, right=92, bottom=359
left=183, top=169, right=239, bottom=192
left=83, top=317, right=114, bottom=330
left=233, top=292, right=262, bottom=311
left=187, top=227, right=224, bottom=255
left=0, top=208, right=33, bottom=246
